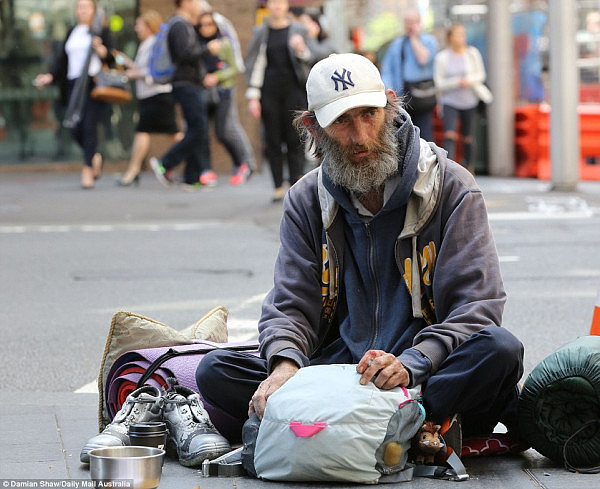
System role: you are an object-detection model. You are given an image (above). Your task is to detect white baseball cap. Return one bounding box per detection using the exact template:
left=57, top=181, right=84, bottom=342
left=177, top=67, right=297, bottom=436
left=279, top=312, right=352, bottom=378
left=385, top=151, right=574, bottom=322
left=306, top=53, right=387, bottom=128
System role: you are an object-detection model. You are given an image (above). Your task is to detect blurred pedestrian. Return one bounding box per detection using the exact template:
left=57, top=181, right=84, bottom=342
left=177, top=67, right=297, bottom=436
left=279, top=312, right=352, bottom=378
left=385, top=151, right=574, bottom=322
left=149, top=0, right=221, bottom=188
left=198, top=12, right=256, bottom=185
left=380, top=8, right=438, bottom=141
left=115, top=10, right=182, bottom=187
left=199, top=1, right=245, bottom=74
left=300, top=11, right=336, bottom=64
left=245, top=0, right=314, bottom=202
left=434, top=23, right=491, bottom=171
left=34, top=0, right=114, bottom=189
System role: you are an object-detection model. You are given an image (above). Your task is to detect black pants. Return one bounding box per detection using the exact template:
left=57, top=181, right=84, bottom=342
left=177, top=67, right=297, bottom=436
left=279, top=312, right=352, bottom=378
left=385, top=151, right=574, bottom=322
left=66, top=79, right=103, bottom=167
left=260, top=80, right=306, bottom=189
left=196, top=327, right=524, bottom=439
left=162, top=83, right=210, bottom=184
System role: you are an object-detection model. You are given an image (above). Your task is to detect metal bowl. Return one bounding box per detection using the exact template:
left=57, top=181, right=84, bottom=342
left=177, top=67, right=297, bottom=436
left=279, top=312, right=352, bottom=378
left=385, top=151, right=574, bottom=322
left=88, top=446, right=165, bottom=489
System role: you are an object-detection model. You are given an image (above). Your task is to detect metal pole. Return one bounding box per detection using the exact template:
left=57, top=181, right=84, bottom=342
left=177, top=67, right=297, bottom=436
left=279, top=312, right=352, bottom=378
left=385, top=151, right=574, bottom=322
left=323, top=0, right=351, bottom=53
left=487, top=0, right=514, bottom=177
left=549, top=0, right=580, bottom=190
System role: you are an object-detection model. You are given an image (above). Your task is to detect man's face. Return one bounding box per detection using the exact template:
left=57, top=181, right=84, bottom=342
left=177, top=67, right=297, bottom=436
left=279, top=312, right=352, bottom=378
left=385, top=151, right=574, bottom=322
left=317, top=105, right=399, bottom=195
left=404, top=12, right=421, bottom=36
left=324, top=106, right=388, bottom=166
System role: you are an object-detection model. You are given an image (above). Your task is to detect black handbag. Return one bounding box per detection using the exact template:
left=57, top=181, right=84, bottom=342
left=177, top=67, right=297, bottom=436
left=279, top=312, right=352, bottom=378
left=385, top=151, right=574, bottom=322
left=91, top=66, right=132, bottom=104
left=403, top=79, right=437, bottom=113
left=400, top=37, right=436, bottom=114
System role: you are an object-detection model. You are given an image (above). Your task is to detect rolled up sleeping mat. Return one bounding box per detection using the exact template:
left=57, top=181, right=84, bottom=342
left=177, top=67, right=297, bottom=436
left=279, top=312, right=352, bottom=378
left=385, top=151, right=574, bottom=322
left=518, top=336, right=600, bottom=472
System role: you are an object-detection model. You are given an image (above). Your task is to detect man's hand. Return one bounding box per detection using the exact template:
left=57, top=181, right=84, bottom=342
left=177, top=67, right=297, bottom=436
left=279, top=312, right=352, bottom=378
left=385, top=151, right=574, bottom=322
left=249, top=359, right=299, bottom=419
left=356, top=350, right=410, bottom=389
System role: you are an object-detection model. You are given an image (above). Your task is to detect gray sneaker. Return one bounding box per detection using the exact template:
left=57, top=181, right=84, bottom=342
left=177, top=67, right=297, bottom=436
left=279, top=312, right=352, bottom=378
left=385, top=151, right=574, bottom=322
left=163, top=381, right=231, bottom=467
left=80, top=385, right=164, bottom=463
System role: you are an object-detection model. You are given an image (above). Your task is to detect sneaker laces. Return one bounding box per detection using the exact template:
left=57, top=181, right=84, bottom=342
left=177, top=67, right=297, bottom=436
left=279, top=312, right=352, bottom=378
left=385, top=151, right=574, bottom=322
left=114, top=395, right=164, bottom=427
left=164, top=377, right=214, bottom=429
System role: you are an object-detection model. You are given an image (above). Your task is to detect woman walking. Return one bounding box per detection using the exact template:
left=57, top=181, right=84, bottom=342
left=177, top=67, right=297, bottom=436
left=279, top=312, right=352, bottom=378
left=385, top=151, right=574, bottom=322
left=434, top=23, right=491, bottom=171
left=35, top=0, right=114, bottom=189
left=244, top=0, right=313, bottom=201
left=116, top=10, right=182, bottom=186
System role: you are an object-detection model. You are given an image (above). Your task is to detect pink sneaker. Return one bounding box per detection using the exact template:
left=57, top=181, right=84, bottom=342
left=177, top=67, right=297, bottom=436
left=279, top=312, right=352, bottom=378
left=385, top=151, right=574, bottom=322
left=230, top=163, right=252, bottom=186
left=199, top=170, right=217, bottom=187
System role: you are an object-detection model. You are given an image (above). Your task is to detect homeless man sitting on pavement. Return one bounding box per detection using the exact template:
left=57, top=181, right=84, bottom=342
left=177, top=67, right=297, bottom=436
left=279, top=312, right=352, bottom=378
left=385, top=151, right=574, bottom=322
left=196, top=53, right=527, bottom=457
left=80, top=53, right=527, bottom=470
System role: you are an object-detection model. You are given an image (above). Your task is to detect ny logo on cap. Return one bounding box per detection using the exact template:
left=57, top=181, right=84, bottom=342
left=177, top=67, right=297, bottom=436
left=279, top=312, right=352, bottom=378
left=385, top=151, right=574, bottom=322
left=331, top=68, right=354, bottom=91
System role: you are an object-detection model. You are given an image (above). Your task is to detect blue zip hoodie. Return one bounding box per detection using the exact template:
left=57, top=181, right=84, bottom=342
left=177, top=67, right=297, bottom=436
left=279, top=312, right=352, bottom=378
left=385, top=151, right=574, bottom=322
left=258, top=109, right=506, bottom=388
left=315, top=112, right=421, bottom=367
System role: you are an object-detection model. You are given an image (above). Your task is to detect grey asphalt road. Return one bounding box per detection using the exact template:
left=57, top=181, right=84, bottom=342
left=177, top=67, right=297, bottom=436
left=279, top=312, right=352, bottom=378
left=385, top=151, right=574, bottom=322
left=1, top=167, right=599, bottom=488
left=0, top=168, right=599, bottom=393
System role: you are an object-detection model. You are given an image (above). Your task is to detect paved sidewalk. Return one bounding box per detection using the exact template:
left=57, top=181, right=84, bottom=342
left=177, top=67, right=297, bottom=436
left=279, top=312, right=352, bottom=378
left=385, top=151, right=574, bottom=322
left=0, top=391, right=592, bottom=489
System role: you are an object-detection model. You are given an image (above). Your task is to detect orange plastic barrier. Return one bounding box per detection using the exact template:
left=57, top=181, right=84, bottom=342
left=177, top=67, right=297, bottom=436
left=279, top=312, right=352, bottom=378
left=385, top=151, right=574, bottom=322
left=516, top=103, right=600, bottom=181
left=514, top=105, right=542, bottom=177
left=591, top=285, right=600, bottom=336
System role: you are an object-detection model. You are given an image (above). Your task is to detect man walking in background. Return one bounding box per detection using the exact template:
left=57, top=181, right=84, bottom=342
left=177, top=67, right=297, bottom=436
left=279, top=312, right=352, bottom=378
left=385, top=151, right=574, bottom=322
left=381, top=9, right=438, bottom=141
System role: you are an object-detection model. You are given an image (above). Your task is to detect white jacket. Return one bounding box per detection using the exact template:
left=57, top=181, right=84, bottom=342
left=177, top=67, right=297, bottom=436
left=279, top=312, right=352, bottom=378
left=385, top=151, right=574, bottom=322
left=433, top=46, right=492, bottom=104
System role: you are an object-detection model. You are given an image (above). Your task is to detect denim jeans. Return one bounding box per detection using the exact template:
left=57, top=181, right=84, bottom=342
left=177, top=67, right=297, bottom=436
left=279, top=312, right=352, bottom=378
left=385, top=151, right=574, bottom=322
left=162, top=82, right=210, bottom=184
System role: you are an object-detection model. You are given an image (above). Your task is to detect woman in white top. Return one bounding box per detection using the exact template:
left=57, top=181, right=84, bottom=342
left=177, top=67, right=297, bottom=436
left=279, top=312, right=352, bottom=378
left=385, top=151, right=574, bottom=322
left=115, top=10, right=182, bottom=186
left=35, top=0, right=114, bottom=189
left=434, top=24, right=491, bottom=171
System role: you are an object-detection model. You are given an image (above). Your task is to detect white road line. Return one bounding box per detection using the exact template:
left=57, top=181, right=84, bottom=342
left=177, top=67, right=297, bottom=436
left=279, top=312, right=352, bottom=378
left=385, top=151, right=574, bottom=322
left=499, top=256, right=520, bottom=262
left=489, top=211, right=595, bottom=220
left=75, top=380, right=98, bottom=394
left=0, top=221, right=223, bottom=234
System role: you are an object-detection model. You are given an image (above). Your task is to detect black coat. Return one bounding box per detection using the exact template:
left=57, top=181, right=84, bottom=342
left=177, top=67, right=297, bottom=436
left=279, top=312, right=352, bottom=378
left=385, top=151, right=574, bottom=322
left=50, top=25, right=115, bottom=106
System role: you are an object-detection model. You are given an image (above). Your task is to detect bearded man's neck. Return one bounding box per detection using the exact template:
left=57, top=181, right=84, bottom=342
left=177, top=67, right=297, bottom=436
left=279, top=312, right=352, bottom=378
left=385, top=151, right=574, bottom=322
left=355, top=185, right=385, bottom=215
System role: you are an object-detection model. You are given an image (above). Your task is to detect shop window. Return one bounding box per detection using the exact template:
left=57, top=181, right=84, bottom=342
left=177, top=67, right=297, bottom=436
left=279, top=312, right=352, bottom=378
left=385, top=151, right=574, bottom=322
left=0, top=0, right=137, bottom=164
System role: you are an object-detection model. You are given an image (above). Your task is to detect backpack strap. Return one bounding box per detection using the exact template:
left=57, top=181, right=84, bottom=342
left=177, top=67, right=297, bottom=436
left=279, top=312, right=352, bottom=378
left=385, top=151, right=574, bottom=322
left=134, top=342, right=259, bottom=389
left=202, top=446, right=245, bottom=477
left=412, top=451, right=469, bottom=481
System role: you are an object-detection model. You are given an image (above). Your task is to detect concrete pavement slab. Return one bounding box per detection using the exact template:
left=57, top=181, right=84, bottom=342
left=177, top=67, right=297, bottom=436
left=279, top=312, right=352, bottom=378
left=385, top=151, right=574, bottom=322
left=1, top=391, right=596, bottom=488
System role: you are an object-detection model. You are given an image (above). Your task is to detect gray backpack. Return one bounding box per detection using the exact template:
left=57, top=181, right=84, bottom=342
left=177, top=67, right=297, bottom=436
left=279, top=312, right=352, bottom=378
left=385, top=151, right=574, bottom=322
left=244, top=364, right=425, bottom=484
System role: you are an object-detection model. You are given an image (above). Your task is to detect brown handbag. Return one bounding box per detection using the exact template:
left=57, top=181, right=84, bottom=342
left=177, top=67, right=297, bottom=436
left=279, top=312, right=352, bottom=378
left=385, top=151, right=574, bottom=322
left=91, top=64, right=132, bottom=104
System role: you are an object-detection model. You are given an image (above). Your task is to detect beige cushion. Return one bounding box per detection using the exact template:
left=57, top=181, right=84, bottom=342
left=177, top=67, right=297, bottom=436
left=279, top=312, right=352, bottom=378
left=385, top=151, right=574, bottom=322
left=97, top=306, right=229, bottom=429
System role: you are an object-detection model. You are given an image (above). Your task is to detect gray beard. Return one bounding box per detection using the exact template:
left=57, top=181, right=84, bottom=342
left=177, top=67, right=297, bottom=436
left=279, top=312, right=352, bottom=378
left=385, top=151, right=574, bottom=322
left=319, top=121, right=400, bottom=196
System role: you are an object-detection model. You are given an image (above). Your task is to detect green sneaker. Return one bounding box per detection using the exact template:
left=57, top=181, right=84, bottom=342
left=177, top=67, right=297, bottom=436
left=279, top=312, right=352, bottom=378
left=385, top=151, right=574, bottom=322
left=149, top=157, right=173, bottom=187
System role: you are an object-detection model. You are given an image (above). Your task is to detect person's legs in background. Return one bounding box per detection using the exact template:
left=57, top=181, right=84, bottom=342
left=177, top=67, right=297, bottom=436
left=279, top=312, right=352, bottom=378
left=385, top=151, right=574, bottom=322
left=442, top=104, right=459, bottom=161
left=409, top=108, right=434, bottom=142
left=213, top=91, right=255, bottom=185
left=459, top=107, right=477, bottom=171
left=119, top=131, right=150, bottom=186
left=161, top=84, right=209, bottom=185
left=69, top=90, right=103, bottom=188
left=283, top=89, right=307, bottom=187
left=260, top=92, right=286, bottom=200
